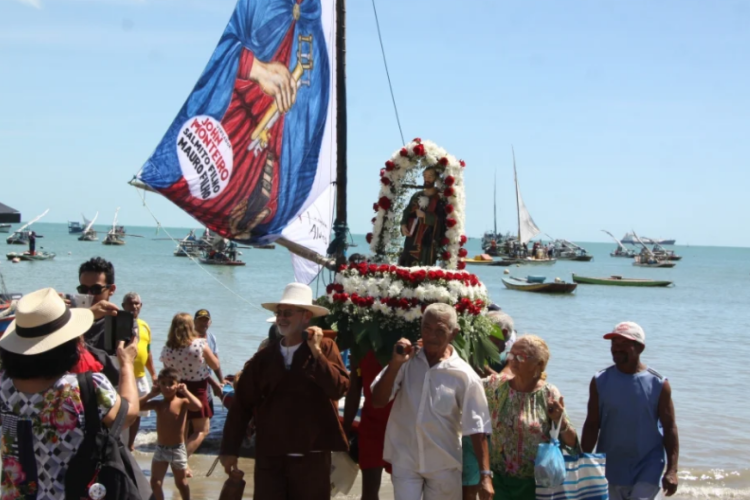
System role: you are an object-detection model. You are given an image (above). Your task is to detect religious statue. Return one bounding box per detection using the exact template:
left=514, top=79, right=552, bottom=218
left=398, top=167, right=447, bottom=267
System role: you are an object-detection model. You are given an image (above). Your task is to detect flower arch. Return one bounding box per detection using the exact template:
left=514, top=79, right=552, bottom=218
left=366, top=138, right=468, bottom=269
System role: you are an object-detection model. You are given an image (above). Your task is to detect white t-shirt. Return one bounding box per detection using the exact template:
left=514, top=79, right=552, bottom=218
left=372, top=347, right=491, bottom=474
left=280, top=342, right=301, bottom=369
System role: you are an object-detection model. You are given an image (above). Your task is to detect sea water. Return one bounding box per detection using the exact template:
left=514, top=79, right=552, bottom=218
left=2, top=222, right=749, bottom=498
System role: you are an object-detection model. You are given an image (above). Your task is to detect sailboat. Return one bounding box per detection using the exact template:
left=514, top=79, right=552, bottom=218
left=78, top=212, right=99, bottom=241
left=602, top=229, right=636, bottom=258
left=481, top=172, right=505, bottom=257
left=512, top=149, right=555, bottom=266
left=6, top=209, right=49, bottom=245
left=631, top=231, right=676, bottom=268
left=102, top=208, right=126, bottom=246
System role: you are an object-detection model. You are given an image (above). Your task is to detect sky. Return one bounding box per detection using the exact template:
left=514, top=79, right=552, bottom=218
left=1, top=0, right=749, bottom=246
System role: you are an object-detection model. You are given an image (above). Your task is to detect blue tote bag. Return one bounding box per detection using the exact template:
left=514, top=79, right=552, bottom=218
left=536, top=452, right=608, bottom=500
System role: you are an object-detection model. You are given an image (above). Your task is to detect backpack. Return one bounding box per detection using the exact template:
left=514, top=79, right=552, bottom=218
left=64, top=372, right=143, bottom=500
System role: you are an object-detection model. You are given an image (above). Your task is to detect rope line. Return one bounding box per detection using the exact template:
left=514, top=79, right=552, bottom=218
left=371, top=0, right=405, bottom=145
left=133, top=187, right=265, bottom=313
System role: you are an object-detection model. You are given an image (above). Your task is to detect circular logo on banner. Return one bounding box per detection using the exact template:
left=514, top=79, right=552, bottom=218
left=176, top=115, right=233, bottom=200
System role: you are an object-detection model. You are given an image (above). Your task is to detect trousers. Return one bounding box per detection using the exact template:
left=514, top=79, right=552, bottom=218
left=254, top=453, right=331, bottom=500
left=391, top=465, right=462, bottom=500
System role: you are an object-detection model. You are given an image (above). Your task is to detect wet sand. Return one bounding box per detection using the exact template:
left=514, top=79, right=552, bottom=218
left=133, top=451, right=395, bottom=500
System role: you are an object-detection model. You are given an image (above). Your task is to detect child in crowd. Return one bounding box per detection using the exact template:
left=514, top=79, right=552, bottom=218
left=140, top=367, right=202, bottom=500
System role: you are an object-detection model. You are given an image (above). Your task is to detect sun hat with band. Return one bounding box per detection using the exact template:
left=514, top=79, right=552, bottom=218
left=261, top=283, right=330, bottom=318
left=603, top=321, right=646, bottom=345
left=0, top=288, right=94, bottom=355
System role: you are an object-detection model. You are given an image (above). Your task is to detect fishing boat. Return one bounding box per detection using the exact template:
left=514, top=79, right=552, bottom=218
left=6, top=209, right=49, bottom=245
left=199, top=254, right=246, bottom=266
left=631, top=231, right=676, bottom=268
left=652, top=243, right=682, bottom=261
left=0, top=224, right=10, bottom=234
left=462, top=255, right=495, bottom=265
left=572, top=274, right=673, bottom=287
left=548, top=237, right=593, bottom=262
left=68, top=221, right=83, bottom=234
left=102, top=208, right=136, bottom=246
left=6, top=251, right=56, bottom=261
left=602, top=230, right=637, bottom=258
left=502, top=276, right=577, bottom=294
left=78, top=212, right=99, bottom=241
left=510, top=149, right=556, bottom=266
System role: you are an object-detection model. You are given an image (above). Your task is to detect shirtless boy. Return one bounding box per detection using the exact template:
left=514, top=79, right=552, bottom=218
left=140, top=367, right=202, bottom=500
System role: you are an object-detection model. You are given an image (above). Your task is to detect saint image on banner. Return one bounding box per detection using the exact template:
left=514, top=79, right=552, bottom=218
left=138, top=0, right=332, bottom=243
left=398, top=168, right=447, bottom=267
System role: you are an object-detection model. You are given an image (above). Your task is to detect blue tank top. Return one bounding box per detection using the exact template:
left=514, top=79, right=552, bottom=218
left=595, top=365, right=665, bottom=486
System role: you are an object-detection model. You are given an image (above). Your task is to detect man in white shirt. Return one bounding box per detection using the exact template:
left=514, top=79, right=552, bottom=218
left=371, top=303, right=494, bottom=500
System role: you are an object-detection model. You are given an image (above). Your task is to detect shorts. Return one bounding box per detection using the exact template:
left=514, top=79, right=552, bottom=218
left=183, top=379, right=213, bottom=420
left=357, top=419, right=390, bottom=472
left=461, top=435, right=480, bottom=486
left=136, top=375, right=152, bottom=417
left=153, top=443, right=188, bottom=470
left=609, top=483, right=661, bottom=500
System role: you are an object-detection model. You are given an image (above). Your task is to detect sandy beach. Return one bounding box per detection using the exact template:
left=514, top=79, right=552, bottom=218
left=133, top=452, right=395, bottom=500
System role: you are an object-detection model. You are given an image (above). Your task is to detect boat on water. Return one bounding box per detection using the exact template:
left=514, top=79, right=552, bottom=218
left=6, top=251, right=56, bottom=261
left=199, top=239, right=245, bottom=266
left=0, top=224, right=10, bottom=234
left=572, top=274, right=673, bottom=287
left=502, top=276, right=577, bottom=294
left=101, top=208, right=139, bottom=246
left=548, top=237, right=593, bottom=262
left=652, top=243, right=682, bottom=261
left=6, top=209, right=49, bottom=245
left=602, top=229, right=637, bottom=257
left=78, top=212, right=99, bottom=241
left=199, top=254, right=246, bottom=266
left=462, top=254, right=495, bottom=265
left=68, top=221, right=83, bottom=234
left=631, top=231, right=676, bottom=268
left=621, top=232, right=675, bottom=246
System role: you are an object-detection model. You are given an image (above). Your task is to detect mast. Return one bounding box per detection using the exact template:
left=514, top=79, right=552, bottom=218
left=512, top=147, right=521, bottom=243
left=333, top=0, right=348, bottom=267
left=493, top=170, right=497, bottom=237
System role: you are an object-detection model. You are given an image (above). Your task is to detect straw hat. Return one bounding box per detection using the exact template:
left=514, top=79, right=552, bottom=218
left=261, top=283, right=330, bottom=318
left=0, top=288, right=94, bottom=355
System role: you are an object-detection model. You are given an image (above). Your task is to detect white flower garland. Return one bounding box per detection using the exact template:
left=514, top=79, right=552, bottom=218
left=367, top=139, right=468, bottom=269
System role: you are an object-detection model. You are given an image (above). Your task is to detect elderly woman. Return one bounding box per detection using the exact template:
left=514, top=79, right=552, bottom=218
left=0, top=288, right=139, bottom=500
left=483, top=335, right=578, bottom=500
left=160, top=312, right=221, bottom=468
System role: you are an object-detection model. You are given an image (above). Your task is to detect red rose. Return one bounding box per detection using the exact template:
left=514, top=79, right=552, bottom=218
left=378, top=196, right=392, bottom=210
left=414, top=144, right=426, bottom=156
left=444, top=187, right=455, bottom=197
left=442, top=251, right=452, bottom=260
left=378, top=264, right=389, bottom=273
left=445, top=204, right=454, bottom=214
left=388, top=297, right=400, bottom=307
left=371, top=217, right=376, bottom=223
left=373, top=203, right=379, bottom=212
left=380, top=297, right=388, bottom=304
left=458, top=248, right=468, bottom=257
left=340, top=293, right=350, bottom=302
left=436, top=270, right=446, bottom=279
left=460, top=235, right=468, bottom=245
left=441, top=237, right=450, bottom=246
left=366, top=233, right=373, bottom=244
left=445, top=218, right=457, bottom=228
left=460, top=160, right=466, bottom=168
left=427, top=271, right=437, bottom=280
left=399, top=298, right=410, bottom=309
left=381, top=177, right=390, bottom=185
left=444, top=176, right=455, bottom=186
left=439, top=157, right=449, bottom=166
left=413, top=137, right=422, bottom=144
left=385, top=160, right=396, bottom=171
left=457, top=261, right=466, bottom=270
left=400, top=148, right=408, bottom=157
left=368, top=264, right=378, bottom=273
left=335, top=283, right=345, bottom=293
left=389, top=265, right=398, bottom=273
left=411, top=298, right=420, bottom=306
left=326, top=284, right=335, bottom=294
left=338, top=264, right=347, bottom=272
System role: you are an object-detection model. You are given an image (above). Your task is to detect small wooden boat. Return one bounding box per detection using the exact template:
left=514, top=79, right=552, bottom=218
left=462, top=255, right=495, bottom=265
left=489, top=259, right=519, bottom=267
left=632, top=258, right=675, bottom=268
left=572, top=274, right=673, bottom=287
left=560, top=254, right=593, bottom=262
left=602, top=230, right=637, bottom=257
left=199, top=256, right=246, bottom=266
left=6, top=251, right=56, bottom=261
left=517, top=257, right=557, bottom=266
left=502, top=276, right=577, bottom=294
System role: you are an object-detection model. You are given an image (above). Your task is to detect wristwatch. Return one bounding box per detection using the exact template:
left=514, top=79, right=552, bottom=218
left=480, top=470, right=494, bottom=478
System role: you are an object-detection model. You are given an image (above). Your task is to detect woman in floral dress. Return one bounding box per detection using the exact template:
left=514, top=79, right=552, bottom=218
left=483, top=335, right=578, bottom=500
left=160, top=313, right=220, bottom=467
left=0, top=288, right=139, bottom=500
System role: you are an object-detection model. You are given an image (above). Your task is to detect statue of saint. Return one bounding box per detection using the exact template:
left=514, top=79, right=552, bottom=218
left=398, top=167, right=447, bottom=267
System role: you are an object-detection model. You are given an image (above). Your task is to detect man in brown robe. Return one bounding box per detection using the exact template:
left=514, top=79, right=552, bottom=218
left=398, top=167, right=447, bottom=267
left=219, top=283, right=349, bottom=499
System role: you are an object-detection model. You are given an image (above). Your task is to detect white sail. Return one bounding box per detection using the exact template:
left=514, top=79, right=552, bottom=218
left=632, top=230, right=655, bottom=258
left=111, top=207, right=120, bottom=234
left=601, top=229, right=627, bottom=251
left=513, top=150, right=541, bottom=245
left=16, top=209, right=50, bottom=233
left=84, top=212, right=99, bottom=233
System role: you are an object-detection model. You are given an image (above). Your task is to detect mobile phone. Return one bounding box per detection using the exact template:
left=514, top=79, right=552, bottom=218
left=396, top=345, right=405, bottom=355
left=104, top=310, right=135, bottom=355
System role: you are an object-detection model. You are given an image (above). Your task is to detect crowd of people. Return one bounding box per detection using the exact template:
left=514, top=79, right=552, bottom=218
left=0, top=256, right=679, bottom=500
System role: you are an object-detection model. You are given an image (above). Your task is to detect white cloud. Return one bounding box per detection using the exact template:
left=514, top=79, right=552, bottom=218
left=12, top=0, right=42, bottom=8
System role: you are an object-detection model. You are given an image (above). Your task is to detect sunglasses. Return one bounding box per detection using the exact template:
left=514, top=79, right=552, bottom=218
left=274, top=309, right=304, bottom=318
left=507, top=352, right=530, bottom=363
left=76, top=284, right=111, bottom=295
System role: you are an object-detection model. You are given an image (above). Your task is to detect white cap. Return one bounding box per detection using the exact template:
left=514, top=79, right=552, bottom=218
left=603, top=321, right=645, bottom=345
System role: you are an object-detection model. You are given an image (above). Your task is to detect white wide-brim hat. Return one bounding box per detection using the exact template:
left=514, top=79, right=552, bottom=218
left=261, top=283, right=330, bottom=318
left=0, top=288, right=94, bottom=355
